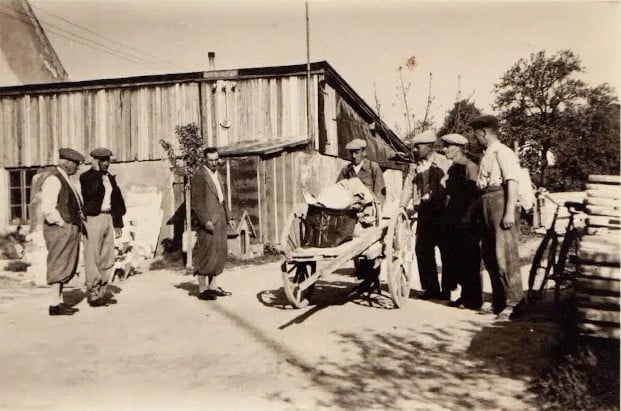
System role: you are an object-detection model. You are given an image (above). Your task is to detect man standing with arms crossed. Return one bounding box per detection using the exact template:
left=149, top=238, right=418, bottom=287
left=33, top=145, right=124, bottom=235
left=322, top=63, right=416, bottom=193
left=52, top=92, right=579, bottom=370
left=41, top=148, right=85, bottom=316
left=470, top=115, right=524, bottom=319
left=80, top=148, right=126, bottom=307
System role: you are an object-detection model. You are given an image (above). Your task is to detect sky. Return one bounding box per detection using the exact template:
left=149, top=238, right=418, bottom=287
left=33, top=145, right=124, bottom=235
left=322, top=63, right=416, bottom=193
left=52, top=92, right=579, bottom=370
left=23, top=0, right=621, bottom=137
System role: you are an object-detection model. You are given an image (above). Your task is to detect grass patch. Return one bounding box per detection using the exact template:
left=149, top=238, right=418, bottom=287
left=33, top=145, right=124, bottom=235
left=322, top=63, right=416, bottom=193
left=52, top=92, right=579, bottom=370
left=4, top=261, right=30, bottom=272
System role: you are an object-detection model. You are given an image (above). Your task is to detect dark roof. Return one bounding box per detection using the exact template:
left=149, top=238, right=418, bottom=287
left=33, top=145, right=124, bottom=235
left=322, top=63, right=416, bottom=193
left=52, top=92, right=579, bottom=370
left=0, top=60, right=406, bottom=152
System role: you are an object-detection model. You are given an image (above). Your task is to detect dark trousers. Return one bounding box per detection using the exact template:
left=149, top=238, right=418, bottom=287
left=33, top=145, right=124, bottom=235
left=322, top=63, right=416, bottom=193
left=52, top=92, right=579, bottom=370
left=445, top=225, right=482, bottom=308
left=415, top=205, right=452, bottom=294
left=480, top=191, right=524, bottom=312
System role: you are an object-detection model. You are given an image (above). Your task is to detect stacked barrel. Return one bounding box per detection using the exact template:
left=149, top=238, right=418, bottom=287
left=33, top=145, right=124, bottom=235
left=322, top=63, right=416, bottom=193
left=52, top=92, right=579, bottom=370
left=576, top=175, right=620, bottom=339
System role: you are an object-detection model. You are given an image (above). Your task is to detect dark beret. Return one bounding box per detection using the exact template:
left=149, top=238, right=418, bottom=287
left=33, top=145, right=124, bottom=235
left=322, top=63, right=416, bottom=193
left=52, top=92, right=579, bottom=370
left=58, top=148, right=85, bottom=163
left=470, top=114, right=499, bottom=130
left=90, top=147, right=113, bottom=159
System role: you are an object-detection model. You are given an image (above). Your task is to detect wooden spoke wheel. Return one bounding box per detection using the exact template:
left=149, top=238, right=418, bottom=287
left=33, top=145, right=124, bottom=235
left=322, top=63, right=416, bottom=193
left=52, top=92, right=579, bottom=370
left=281, top=262, right=315, bottom=308
left=382, top=209, right=414, bottom=308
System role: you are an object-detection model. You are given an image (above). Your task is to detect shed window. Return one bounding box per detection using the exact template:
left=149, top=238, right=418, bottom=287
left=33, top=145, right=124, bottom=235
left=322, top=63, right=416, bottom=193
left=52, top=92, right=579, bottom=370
left=8, top=168, right=38, bottom=224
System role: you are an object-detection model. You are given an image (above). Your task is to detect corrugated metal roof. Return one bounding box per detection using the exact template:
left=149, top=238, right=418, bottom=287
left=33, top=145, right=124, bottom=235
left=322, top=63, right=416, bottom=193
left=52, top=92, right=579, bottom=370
left=219, top=137, right=311, bottom=157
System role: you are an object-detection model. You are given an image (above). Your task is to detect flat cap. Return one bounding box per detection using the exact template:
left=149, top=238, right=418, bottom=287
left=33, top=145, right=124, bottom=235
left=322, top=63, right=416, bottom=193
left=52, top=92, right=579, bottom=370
left=90, top=147, right=113, bottom=159
left=470, top=114, right=499, bottom=130
left=59, top=148, right=85, bottom=163
left=408, top=130, right=437, bottom=145
left=345, top=138, right=367, bottom=150
left=441, top=133, right=468, bottom=146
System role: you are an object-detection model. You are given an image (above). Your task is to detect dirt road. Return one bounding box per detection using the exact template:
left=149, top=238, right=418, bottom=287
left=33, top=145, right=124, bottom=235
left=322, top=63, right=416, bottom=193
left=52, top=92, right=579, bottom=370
left=0, top=251, right=559, bottom=411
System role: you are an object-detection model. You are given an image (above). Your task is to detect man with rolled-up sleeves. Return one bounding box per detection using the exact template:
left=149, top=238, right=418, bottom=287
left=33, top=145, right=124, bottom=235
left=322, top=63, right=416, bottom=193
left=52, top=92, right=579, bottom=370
left=470, top=115, right=525, bottom=320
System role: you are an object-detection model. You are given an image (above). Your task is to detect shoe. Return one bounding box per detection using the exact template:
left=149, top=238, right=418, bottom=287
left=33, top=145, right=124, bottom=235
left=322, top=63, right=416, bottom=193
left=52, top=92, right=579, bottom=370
left=49, top=304, right=77, bottom=316
left=88, top=298, right=108, bottom=307
left=495, top=308, right=511, bottom=321
left=105, top=297, right=118, bottom=305
left=419, top=290, right=442, bottom=300
left=211, top=287, right=232, bottom=297
left=198, top=290, right=217, bottom=301
left=447, top=298, right=465, bottom=308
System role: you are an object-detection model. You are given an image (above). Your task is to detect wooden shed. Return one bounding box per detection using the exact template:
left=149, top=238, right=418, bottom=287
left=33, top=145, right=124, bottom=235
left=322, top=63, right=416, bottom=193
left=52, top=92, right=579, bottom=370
left=0, top=61, right=408, bottom=247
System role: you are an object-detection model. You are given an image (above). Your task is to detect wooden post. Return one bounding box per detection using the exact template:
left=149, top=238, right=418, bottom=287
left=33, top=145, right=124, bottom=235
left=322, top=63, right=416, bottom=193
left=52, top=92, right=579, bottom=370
left=185, top=180, right=192, bottom=269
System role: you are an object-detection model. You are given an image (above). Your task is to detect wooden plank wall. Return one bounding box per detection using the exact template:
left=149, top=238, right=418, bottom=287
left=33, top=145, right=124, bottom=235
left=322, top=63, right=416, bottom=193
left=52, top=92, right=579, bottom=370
left=0, top=83, right=200, bottom=167
left=200, top=74, right=320, bottom=148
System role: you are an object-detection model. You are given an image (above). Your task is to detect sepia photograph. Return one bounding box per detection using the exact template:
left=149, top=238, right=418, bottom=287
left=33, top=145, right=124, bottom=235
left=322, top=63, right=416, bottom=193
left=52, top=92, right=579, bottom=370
left=0, top=0, right=619, bottom=410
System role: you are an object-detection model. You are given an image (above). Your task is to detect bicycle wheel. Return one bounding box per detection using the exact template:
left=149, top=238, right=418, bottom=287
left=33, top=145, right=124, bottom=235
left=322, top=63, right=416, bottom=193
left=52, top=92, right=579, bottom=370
left=552, top=228, right=581, bottom=302
left=528, top=233, right=558, bottom=301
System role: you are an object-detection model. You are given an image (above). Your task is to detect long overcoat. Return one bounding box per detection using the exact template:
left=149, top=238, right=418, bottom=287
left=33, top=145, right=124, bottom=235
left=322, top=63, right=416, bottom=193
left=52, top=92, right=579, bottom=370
left=190, top=166, right=229, bottom=276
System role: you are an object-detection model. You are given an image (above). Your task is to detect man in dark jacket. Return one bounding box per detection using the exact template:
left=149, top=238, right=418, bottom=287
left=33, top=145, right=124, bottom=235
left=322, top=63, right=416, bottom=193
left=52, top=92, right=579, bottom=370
left=80, top=147, right=126, bottom=307
left=441, top=134, right=482, bottom=310
left=190, top=147, right=233, bottom=300
left=41, top=148, right=85, bottom=316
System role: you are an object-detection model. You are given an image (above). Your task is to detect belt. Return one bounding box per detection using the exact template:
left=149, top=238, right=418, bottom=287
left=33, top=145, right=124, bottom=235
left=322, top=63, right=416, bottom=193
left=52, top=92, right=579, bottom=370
left=100, top=210, right=112, bottom=214
left=479, top=186, right=503, bottom=195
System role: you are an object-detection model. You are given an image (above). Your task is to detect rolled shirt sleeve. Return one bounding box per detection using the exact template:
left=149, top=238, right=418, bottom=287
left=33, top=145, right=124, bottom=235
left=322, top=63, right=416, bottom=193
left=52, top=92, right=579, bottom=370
left=496, top=145, right=521, bottom=183
left=41, top=175, right=64, bottom=225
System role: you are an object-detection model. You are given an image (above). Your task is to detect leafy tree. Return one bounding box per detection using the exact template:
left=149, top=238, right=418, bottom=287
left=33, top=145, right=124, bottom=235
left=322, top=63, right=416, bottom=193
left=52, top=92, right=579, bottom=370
left=435, top=99, right=484, bottom=162
left=493, top=50, right=619, bottom=189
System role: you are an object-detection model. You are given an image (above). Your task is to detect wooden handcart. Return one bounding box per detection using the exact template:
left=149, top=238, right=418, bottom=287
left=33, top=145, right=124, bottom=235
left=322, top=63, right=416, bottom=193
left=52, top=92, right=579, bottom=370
left=279, top=205, right=415, bottom=308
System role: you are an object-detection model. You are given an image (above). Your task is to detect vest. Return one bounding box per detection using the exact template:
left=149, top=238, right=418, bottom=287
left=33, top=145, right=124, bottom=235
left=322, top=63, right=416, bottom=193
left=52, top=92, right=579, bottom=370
left=48, top=169, right=81, bottom=226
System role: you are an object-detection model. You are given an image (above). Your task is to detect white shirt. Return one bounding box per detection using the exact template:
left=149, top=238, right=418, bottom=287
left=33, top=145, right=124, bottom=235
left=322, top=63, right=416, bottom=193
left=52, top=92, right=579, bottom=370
left=206, top=167, right=224, bottom=204
left=101, top=173, right=112, bottom=212
left=41, top=167, right=83, bottom=225
left=477, top=140, right=521, bottom=189
left=353, top=163, right=363, bottom=175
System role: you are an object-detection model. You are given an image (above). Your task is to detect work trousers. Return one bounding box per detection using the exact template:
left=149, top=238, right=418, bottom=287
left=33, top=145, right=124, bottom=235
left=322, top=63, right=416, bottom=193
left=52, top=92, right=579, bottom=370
left=84, top=213, right=115, bottom=301
left=415, top=204, right=452, bottom=294
left=444, top=225, right=482, bottom=308
left=479, top=190, right=524, bottom=312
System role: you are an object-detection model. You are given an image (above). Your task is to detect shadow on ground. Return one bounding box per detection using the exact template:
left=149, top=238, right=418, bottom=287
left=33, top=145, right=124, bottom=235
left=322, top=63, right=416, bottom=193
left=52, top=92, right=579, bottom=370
left=174, top=281, right=199, bottom=297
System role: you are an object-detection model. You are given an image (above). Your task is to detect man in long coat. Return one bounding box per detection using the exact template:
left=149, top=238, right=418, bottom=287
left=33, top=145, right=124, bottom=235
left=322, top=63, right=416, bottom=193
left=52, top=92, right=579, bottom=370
left=80, top=147, right=126, bottom=307
left=190, top=147, right=232, bottom=300
left=41, top=148, right=85, bottom=316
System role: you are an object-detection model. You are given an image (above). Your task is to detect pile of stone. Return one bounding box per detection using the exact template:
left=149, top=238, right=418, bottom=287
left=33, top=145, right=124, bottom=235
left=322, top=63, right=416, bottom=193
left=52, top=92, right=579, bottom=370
left=575, top=174, right=620, bottom=340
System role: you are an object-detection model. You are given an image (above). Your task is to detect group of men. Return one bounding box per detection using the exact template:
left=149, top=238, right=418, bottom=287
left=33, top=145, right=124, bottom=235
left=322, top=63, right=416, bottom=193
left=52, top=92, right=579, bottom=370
left=339, top=114, right=524, bottom=320
left=44, top=114, right=523, bottom=320
left=42, top=147, right=126, bottom=316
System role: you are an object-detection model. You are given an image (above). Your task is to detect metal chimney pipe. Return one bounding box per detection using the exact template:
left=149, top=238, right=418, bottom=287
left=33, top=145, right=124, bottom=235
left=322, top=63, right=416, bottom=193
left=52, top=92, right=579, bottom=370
left=208, top=52, right=215, bottom=70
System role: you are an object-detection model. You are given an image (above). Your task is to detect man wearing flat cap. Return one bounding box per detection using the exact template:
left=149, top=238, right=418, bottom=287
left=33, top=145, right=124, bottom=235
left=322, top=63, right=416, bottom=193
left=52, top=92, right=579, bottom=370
left=399, top=130, right=452, bottom=300
left=470, top=114, right=524, bottom=319
left=80, top=147, right=126, bottom=307
left=441, top=134, right=482, bottom=310
left=41, top=148, right=85, bottom=315
left=337, top=138, right=386, bottom=292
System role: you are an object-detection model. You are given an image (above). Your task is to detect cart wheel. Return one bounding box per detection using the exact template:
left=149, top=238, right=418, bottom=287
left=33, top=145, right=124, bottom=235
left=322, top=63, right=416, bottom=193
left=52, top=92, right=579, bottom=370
left=281, top=262, right=315, bottom=308
left=383, top=209, right=413, bottom=308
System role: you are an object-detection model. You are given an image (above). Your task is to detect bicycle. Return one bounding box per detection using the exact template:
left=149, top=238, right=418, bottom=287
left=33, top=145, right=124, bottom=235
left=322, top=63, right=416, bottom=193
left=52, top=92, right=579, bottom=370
left=527, top=190, right=585, bottom=303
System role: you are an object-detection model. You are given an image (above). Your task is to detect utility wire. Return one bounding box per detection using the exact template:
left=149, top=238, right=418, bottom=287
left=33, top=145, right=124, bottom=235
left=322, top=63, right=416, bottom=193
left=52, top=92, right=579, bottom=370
left=31, top=3, right=189, bottom=72
left=0, top=4, right=175, bottom=72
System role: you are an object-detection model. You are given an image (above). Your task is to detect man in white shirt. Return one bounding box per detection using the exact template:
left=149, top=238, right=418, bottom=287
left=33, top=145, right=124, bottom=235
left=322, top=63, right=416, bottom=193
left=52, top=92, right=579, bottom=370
left=80, top=148, right=126, bottom=307
left=41, top=148, right=85, bottom=316
left=470, top=114, right=524, bottom=320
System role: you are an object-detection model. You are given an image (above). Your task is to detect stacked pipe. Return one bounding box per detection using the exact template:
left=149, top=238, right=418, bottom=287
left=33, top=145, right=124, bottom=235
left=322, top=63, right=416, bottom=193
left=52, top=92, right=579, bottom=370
left=576, top=175, right=620, bottom=339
